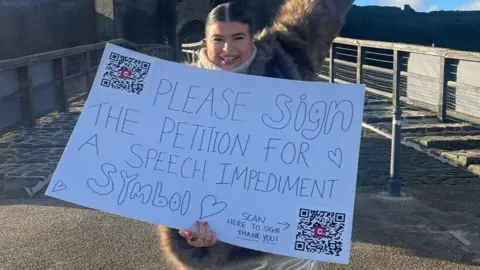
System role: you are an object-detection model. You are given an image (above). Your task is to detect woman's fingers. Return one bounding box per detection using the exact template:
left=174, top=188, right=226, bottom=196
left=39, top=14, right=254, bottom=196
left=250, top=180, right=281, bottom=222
left=186, top=236, right=199, bottom=246
left=205, top=230, right=213, bottom=243
left=191, top=220, right=200, bottom=239
left=205, top=230, right=217, bottom=246
left=179, top=229, right=200, bottom=246
left=180, top=221, right=217, bottom=247
left=199, top=221, right=208, bottom=243
left=179, top=229, right=192, bottom=239
left=211, top=231, right=218, bottom=245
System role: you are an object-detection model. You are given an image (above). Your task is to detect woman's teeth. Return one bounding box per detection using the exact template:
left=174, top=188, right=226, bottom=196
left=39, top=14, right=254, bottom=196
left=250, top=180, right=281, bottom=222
left=223, top=56, right=236, bottom=62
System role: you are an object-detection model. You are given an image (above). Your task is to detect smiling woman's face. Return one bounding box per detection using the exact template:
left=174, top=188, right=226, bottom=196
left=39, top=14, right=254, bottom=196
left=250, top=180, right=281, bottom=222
left=205, top=21, right=254, bottom=70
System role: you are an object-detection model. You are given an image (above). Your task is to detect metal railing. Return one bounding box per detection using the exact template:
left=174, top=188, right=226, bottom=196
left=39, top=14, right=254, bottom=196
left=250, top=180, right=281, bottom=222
left=0, top=39, right=174, bottom=134
left=182, top=41, right=203, bottom=62
left=182, top=37, right=480, bottom=128
left=2, top=36, right=478, bottom=135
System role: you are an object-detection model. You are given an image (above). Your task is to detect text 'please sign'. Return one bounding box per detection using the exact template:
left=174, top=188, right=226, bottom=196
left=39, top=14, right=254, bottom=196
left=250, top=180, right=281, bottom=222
left=46, top=43, right=366, bottom=264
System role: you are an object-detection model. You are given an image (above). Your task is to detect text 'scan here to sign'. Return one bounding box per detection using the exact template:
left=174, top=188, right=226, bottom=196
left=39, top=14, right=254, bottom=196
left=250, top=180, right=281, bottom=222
left=46, top=43, right=366, bottom=264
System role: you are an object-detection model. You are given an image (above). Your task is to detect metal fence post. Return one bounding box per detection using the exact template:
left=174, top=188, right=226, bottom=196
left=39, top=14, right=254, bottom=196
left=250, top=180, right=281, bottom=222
left=389, top=49, right=403, bottom=196
left=437, top=55, right=449, bottom=122
left=356, top=45, right=365, bottom=84
left=357, top=45, right=365, bottom=84
left=329, top=43, right=336, bottom=83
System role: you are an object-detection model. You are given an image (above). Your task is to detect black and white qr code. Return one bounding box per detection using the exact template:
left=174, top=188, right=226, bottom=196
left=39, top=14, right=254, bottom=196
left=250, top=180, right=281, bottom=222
left=100, top=52, right=151, bottom=95
left=294, top=208, right=346, bottom=256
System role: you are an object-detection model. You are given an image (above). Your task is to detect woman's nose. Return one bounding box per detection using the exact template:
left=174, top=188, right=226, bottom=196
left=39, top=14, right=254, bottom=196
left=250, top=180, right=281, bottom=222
left=223, top=41, right=234, bottom=52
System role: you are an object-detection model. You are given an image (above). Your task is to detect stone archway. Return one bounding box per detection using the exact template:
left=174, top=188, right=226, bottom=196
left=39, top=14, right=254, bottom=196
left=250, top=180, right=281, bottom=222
left=178, top=19, right=206, bottom=44
left=176, top=0, right=211, bottom=43
left=176, top=14, right=206, bottom=33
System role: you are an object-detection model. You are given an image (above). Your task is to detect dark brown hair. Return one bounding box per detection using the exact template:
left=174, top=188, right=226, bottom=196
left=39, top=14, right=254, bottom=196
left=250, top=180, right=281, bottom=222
left=205, top=2, right=256, bottom=35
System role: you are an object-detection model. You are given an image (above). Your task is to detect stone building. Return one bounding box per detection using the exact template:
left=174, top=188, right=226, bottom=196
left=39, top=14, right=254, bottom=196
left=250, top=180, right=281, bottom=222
left=113, top=0, right=285, bottom=46
left=0, top=0, right=285, bottom=60
left=0, top=0, right=211, bottom=60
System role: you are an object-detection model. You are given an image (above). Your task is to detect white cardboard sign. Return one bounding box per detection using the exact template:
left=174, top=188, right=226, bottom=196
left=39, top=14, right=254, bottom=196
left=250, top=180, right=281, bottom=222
left=46, top=43, right=366, bottom=264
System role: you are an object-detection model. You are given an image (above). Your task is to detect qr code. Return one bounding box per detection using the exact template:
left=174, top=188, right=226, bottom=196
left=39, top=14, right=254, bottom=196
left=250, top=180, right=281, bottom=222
left=100, top=52, right=151, bottom=95
left=294, top=208, right=346, bottom=256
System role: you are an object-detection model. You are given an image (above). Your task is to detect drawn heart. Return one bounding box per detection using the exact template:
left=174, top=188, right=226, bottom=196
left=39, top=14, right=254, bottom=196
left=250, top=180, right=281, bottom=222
left=200, top=195, right=228, bottom=220
left=52, top=180, right=67, bottom=192
left=328, top=148, right=343, bottom=168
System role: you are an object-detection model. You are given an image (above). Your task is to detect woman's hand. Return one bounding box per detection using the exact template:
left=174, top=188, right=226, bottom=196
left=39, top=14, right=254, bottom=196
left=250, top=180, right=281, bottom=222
left=179, top=220, right=218, bottom=247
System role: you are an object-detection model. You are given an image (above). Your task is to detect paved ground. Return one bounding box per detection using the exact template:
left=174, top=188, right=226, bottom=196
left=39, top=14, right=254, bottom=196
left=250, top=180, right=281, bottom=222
left=0, top=196, right=168, bottom=270
left=1, top=128, right=480, bottom=269
left=1, top=187, right=480, bottom=269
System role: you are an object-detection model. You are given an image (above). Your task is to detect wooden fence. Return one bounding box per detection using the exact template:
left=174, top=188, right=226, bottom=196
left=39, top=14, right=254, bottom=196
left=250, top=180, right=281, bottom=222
left=0, top=39, right=174, bottom=134
left=182, top=37, right=480, bottom=127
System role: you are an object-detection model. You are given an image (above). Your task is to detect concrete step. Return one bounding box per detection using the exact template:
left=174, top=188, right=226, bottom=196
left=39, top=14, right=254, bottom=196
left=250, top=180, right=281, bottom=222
left=402, top=123, right=478, bottom=134
left=70, top=106, right=85, bottom=113
left=70, top=98, right=86, bottom=109
left=469, top=164, right=480, bottom=176
left=364, top=99, right=391, bottom=105
left=370, top=122, right=479, bottom=136
left=36, top=112, right=80, bottom=123
left=0, top=130, right=21, bottom=149
left=0, top=175, right=51, bottom=199
left=0, top=162, right=56, bottom=198
left=34, top=112, right=80, bottom=130
left=440, top=150, right=480, bottom=167
left=364, top=104, right=392, bottom=112
left=413, top=135, right=480, bottom=150
left=363, top=110, right=438, bottom=123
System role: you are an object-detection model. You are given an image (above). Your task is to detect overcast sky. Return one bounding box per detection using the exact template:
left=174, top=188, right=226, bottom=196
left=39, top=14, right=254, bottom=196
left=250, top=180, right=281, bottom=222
left=355, top=0, right=480, bottom=12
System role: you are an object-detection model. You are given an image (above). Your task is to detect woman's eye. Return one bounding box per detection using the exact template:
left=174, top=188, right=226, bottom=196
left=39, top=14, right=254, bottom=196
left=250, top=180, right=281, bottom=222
left=213, top=38, right=224, bottom=42
left=234, top=36, right=245, bottom=40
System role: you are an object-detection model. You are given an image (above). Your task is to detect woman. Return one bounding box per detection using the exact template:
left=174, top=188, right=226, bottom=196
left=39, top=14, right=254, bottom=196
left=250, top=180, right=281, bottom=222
left=157, top=0, right=354, bottom=269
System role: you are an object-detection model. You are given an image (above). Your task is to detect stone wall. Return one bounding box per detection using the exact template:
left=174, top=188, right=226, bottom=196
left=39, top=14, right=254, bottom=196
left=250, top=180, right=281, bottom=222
left=0, top=0, right=98, bottom=60
left=119, top=0, right=162, bottom=44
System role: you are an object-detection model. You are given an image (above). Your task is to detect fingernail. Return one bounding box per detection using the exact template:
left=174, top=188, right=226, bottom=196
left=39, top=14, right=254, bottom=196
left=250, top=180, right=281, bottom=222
left=205, top=221, right=208, bottom=225
left=196, top=220, right=200, bottom=224
left=185, top=231, right=192, bottom=237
